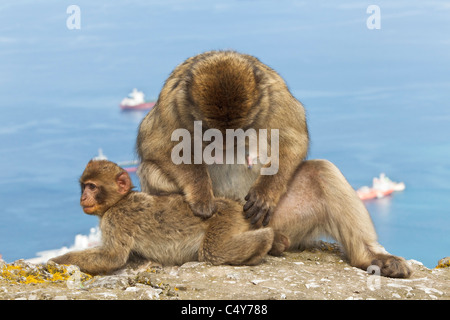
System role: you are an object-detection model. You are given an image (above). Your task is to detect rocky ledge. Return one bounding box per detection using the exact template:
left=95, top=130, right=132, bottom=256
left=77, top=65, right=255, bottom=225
left=1, top=244, right=449, bottom=300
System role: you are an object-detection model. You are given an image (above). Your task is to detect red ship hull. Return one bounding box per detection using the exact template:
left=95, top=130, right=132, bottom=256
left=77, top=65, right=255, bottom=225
left=120, top=101, right=155, bottom=111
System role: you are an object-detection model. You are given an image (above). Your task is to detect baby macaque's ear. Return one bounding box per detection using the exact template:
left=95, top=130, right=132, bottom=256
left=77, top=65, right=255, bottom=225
left=116, top=172, right=132, bottom=195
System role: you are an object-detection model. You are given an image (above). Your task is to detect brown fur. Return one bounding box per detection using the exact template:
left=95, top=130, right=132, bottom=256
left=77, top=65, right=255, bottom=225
left=136, top=50, right=309, bottom=224
left=133, top=50, right=411, bottom=278
left=50, top=160, right=273, bottom=275
left=51, top=160, right=412, bottom=278
left=269, top=159, right=412, bottom=278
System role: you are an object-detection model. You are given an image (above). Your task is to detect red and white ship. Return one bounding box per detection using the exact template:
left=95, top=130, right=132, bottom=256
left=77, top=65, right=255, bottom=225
left=120, top=88, right=155, bottom=111
left=356, top=173, right=405, bottom=201
left=93, top=149, right=138, bottom=173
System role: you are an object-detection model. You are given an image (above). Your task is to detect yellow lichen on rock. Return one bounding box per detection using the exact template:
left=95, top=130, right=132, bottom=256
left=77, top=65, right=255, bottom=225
left=0, top=260, right=91, bottom=285
left=436, top=257, right=450, bottom=269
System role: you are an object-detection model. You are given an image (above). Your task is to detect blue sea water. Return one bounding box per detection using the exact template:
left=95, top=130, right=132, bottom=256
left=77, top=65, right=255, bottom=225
left=0, top=1, right=449, bottom=268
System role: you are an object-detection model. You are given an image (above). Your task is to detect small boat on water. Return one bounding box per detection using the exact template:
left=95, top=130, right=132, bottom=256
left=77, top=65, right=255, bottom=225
left=93, top=149, right=138, bottom=173
left=120, top=88, right=155, bottom=111
left=93, top=148, right=108, bottom=161
left=356, top=173, right=405, bottom=201
left=357, top=186, right=394, bottom=201
left=117, top=160, right=139, bottom=173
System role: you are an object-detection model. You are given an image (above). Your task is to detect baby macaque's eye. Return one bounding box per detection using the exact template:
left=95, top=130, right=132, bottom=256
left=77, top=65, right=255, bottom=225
left=86, top=183, right=97, bottom=191
left=81, top=183, right=97, bottom=192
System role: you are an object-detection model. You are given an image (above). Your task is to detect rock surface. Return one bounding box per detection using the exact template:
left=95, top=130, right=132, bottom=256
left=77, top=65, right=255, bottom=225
left=1, top=244, right=449, bottom=300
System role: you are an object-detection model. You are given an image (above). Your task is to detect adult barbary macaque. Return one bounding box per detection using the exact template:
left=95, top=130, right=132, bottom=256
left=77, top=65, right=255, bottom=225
left=50, top=160, right=412, bottom=278
left=136, top=50, right=309, bottom=225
